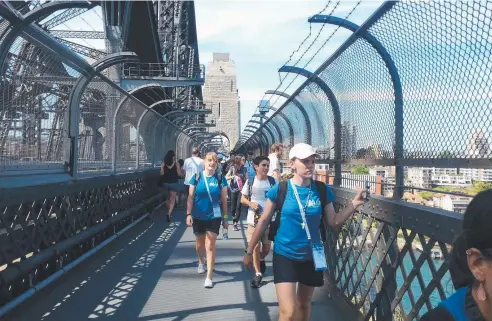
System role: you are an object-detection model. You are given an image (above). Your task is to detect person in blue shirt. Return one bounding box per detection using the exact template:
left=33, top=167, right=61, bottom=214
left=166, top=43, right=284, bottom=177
left=186, top=152, right=229, bottom=289
left=243, top=143, right=365, bottom=321
left=420, top=189, right=492, bottom=321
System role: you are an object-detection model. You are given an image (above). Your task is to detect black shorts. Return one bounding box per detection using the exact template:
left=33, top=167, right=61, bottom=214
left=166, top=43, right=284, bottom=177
left=273, top=252, right=324, bottom=287
left=192, top=218, right=222, bottom=236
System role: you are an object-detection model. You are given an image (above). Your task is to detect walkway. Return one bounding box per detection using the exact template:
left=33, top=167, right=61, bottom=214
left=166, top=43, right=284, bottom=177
left=5, top=206, right=358, bottom=321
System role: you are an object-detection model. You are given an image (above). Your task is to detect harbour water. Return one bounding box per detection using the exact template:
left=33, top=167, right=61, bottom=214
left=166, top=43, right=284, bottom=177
left=337, top=249, right=453, bottom=318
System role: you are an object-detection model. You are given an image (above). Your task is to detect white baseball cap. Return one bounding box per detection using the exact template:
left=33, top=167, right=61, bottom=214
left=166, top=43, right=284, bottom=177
left=288, top=143, right=319, bottom=160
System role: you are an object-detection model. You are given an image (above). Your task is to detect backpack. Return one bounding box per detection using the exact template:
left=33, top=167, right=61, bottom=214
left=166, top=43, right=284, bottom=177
left=194, top=170, right=223, bottom=188
left=247, top=176, right=277, bottom=200
left=247, top=176, right=276, bottom=226
left=268, top=180, right=328, bottom=242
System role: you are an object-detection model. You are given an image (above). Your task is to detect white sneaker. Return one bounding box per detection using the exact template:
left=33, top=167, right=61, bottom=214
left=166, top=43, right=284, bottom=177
left=204, top=278, right=214, bottom=288
left=197, top=263, right=206, bottom=274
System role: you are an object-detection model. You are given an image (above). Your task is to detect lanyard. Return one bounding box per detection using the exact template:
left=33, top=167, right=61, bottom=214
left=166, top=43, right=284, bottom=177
left=290, top=179, right=312, bottom=241
left=203, top=171, right=215, bottom=205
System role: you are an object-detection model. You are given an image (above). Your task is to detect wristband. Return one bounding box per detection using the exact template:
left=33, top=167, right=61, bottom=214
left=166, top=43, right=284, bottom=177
left=244, top=249, right=253, bottom=255
left=223, top=215, right=229, bottom=219
left=186, top=213, right=192, bottom=217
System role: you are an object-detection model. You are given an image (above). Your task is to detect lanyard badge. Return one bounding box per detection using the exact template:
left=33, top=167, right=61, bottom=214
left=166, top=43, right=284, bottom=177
left=290, top=180, right=327, bottom=271
left=204, top=171, right=222, bottom=218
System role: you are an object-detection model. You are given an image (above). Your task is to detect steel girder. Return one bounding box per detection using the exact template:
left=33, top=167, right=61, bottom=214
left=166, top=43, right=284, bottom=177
left=156, top=1, right=202, bottom=106
left=48, top=30, right=106, bottom=39
left=0, top=1, right=96, bottom=76
left=309, top=13, right=404, bottom=198
left=265, top=90, right=311, bottom=145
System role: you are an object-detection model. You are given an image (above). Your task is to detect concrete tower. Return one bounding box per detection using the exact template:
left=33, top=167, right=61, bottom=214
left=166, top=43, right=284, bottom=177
left=203, top=53, right=240, bottom=149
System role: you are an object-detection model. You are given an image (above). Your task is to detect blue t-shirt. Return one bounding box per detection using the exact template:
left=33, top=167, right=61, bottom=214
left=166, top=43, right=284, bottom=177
left=244, top=160, right=256, bottom=180
left=267, top=181, right=336, bottom=261
left=189, top=173, right=228, bottom=220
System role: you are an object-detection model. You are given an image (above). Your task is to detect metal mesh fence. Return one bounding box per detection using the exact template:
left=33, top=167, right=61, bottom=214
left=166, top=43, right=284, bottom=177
left=297, top=84, right=334, bottom=157
left=239, top=1, right=492, bottom=168
left=236, top=2, right=492, bottom=319
left=370, top=1, right=492, bottom=160
left=0, top=35, right=79, bottom=173
left=0, top=23, right=196, bottom=180
left=318, top=38, right=395, bottom=161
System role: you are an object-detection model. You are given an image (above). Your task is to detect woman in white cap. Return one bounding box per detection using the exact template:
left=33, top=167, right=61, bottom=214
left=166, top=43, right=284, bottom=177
left=243, top=143, right=366, bottom=321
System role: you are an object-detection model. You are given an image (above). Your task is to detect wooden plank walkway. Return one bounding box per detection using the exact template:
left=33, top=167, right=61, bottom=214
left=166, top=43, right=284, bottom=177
left=4, top=207, right=359, bottom=321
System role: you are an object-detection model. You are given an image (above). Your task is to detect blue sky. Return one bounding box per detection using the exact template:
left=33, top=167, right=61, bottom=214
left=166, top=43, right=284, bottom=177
left=194, top=0, right=384, bottom=131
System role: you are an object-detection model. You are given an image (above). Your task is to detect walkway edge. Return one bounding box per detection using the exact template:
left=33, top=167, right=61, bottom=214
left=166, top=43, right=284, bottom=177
left=0, top=197, right=166, bottom=318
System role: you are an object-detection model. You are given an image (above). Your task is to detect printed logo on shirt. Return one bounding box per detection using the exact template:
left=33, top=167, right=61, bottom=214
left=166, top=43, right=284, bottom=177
left=307, top=199, right=321, bottom=208
left=208, top=181, right=219, bottom=187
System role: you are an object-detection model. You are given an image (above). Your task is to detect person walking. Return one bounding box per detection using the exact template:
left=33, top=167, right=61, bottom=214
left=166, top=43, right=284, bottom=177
left=268, top=144, right=283, bottom=182
left=186, top=152, right=228, bottom=288
left=241, top=155, right=276, bottom=288
left=183, top=147, right=204, bottom=195
left=159, top=150, right=183, bottom=222
left=226, top=155, right=248, bottom=231
left=243, top=143, right=366, bottom=321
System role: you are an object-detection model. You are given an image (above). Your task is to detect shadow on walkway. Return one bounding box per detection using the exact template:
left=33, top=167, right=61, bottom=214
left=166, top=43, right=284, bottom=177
left=5, top=208, right=356, bottom=321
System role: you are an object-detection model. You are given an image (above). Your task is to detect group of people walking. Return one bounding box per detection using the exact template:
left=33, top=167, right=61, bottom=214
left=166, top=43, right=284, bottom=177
left=158, top=142, right=366, bottom=320
left=158, top=141, right=492, bottom=321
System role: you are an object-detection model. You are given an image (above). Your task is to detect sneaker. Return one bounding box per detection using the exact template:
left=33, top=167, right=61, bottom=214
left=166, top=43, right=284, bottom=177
left=250, top=274, right=262, bottom=288
left=260, top=260, right=266, bottom=275
left=204, top=278, right=214, bottom=288
left=197, top=263, right=206, bottom=274
left=233, top=223, right=239, bottom=231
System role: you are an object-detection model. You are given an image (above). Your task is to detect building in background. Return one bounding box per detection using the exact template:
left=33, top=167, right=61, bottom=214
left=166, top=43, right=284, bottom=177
left=203, top=53, right=240, bottom=149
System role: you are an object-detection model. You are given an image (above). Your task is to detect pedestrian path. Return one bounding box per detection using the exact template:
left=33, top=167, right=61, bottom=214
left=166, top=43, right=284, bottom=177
left=5, top=208, right=359, bottom=321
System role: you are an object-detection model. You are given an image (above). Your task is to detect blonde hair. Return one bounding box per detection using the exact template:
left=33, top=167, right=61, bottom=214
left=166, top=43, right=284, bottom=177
left=270, top=143, right=283, bottom=153
left=204, top=152, right=218, bottom=162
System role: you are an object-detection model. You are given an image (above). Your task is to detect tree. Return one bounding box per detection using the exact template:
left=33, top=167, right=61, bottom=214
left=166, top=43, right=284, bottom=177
left=352, top=165, right=369, bottom=175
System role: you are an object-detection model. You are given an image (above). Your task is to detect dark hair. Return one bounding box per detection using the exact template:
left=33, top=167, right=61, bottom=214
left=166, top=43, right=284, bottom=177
left=164, top=150, right=175, bottom=166
left=232, top=155, right=243, bottom=171
left=449, top=189, right=492, bottom=289
left=178, top=159, right=184, bottom=167
left=254, top=155, right=269, bottom=166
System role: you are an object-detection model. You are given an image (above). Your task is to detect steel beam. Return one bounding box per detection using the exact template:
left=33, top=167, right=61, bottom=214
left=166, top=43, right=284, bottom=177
left=48, top=30, right=106, bottom=39
left=0, top=1, right=95, bottom=76
left=68, top=52, right=139, bottom=177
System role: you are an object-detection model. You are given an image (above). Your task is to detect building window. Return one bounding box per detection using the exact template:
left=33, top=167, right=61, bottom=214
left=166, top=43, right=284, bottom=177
left=231, top=80, right=233, bottom=92
left=218, top=103, right=221, bottom=119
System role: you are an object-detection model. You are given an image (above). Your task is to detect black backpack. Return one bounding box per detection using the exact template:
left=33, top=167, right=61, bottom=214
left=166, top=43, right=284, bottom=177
left=247, top=176, right=276, bottom=226
left=268, top=180, right=328, bottom=242
left=247, top=176, right=277, bottom=200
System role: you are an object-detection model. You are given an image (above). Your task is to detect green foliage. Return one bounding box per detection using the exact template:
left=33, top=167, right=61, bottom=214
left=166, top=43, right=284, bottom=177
left=468, top=181, right=492, bottom=195
left=352, top=165, right=369, bottom=175
left=419, top=191, right=435, bottom=200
